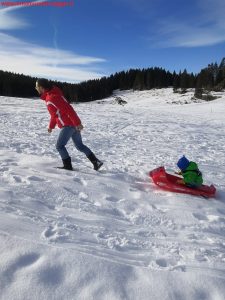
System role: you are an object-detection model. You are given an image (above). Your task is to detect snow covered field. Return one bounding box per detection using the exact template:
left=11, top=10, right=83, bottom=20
left=0, top=88, right=225, bottom=300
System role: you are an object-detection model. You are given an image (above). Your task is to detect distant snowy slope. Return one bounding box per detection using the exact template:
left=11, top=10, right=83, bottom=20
left=0, top=89, right=225, bottom=300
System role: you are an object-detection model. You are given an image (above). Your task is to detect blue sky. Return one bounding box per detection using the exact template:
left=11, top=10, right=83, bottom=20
left=0, top=0, right=224, bottom=83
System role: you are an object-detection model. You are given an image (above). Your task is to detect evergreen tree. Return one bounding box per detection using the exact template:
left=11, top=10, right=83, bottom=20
left=216, top=69, right=224, bottom=86
left=145, top=68, right=154, bottom=89
left=133, top=71, right=145, bottom=90
left=219, top=57, right=225, bottom=69
left=0, top=57, right=224, bottom=102
left=180, top=69, right=189, bottom=89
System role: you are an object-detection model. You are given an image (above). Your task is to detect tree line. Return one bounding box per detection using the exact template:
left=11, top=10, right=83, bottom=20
left=0, top=58, right=224, bottom=103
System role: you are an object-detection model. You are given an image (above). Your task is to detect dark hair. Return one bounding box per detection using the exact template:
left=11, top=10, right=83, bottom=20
left=36, top=78, right=53, bottom=90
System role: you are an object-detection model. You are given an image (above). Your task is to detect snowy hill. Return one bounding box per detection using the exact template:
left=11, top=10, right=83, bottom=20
left=0, top=88, right=225, bottom=300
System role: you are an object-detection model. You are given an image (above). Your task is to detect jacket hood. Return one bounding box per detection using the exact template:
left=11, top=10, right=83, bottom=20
left=186, top=161, right=198, bottom=171
left=40, top=86, right=63, bottom=101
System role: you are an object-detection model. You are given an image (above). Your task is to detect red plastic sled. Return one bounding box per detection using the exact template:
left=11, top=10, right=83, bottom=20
left=149, top=166, right=216, bottom=198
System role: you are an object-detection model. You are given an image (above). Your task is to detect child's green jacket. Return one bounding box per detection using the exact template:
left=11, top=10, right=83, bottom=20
left=182, top=162, right=203, bottom=186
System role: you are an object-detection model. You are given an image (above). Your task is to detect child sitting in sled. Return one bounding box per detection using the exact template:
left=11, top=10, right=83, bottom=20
left=176, top=156, right=203, bottom=188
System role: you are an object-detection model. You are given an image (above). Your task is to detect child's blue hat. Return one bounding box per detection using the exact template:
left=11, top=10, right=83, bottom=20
left=177, top=155, right=190, bottom=171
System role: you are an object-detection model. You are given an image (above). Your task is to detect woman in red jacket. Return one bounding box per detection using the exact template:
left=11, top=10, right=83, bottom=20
left=35, top=78, right=103, bottom=171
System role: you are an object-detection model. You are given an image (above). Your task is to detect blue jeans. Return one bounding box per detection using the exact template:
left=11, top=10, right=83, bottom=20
left=56, top=126, right=92, bottom=160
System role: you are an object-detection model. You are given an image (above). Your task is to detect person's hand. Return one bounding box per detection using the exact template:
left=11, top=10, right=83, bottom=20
left=48, top=128, right=52, bottom=133
left=76, top=124, right=84, bottom=131
left=175, top=171, right=182, bottom=175
left=177, top=179, right=184, bottom=185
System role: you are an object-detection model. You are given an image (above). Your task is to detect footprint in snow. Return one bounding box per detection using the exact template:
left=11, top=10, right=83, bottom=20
left=79, top=192, right=89, bottom=201
left=193, top=213, right=224, bottom=223
left=192, top=213, right=208, bottom=221
left=63, top=186, right=79, bottom=196
left=73, top=177, right=87, bottom=186
left=153, top=258, right=186, bottom=272
left=3, top=159, right=18, bottom=166
left=38, top=265, right=64, bottom=286
left=4, top=174, right=29, bottom=185
left=36, top=200, right=55, bottom=210
left=207, top=215, right=223, bottom=222
left=105, top=195, right=120, bottom=203
left=27, top=175, right=46, bottom=182
left=42, top=225, right=57, bottom=239
left=217, top=208, right=225, bottom=215
left=2, top=253, right=40, bottom=287
left=0, top=166, right=9, bottom=172
left=129, top=188, right=142, bottom=200
left=155, top=258, right=168, bottom=267
left=41, top=225, right=69, bottom=243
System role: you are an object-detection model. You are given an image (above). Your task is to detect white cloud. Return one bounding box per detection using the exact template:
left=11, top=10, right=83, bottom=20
left=0, top=33, right=106, bottom=82
left=150, top=0, right=225, bottom=48
left=0, top=1, right=44, bottom=29
left=0, top=10, right=28, bottom=29
left=0, top=3, right=107, bottom=82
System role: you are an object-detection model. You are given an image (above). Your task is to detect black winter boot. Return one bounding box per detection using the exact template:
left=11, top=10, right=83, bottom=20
left=87, top=153, right=103, bottom=171
left=59, top=157, right=73, bottom=170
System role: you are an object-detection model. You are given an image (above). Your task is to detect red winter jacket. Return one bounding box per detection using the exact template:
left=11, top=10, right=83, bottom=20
left=40, top=86, right=81, bottom=129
